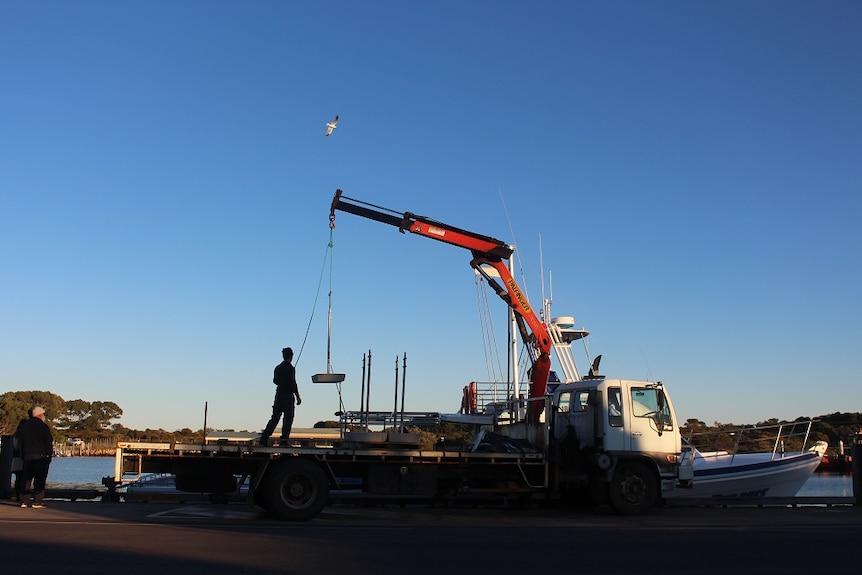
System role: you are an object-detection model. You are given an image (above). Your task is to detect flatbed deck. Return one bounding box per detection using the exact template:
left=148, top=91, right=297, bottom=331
left=116, top=440, right=544, bottom=472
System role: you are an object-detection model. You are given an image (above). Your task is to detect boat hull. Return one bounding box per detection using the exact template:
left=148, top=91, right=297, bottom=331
left=666, top=451, right=821, bottom=498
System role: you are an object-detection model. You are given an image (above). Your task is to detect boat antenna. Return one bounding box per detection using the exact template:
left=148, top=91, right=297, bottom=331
left=540, top=235, right=549, bottom=322
left=498, top=188, right=531, bottom=301
left=639, top=347, right=655, bottom=382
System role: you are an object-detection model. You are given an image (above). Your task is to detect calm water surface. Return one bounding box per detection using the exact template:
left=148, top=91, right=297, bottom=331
left=47, top=456, right=116, bottom=488
left=796, top=472, right=854, bottom=497
left=45, top=456, right=856, bottom=496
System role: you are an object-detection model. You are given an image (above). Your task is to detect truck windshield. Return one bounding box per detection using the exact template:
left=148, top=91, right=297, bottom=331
left=630, top=388, right=673, bottom=430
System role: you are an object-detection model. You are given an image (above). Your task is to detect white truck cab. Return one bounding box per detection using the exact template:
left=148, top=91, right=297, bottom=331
left=554, top=379, right=680, bottom=454
left=549, top=378, right=689, bottom=513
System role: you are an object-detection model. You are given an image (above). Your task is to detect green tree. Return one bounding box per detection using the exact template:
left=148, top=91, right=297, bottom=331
left=88, top=401, right=123, bottom=430
left=405, top=423, right=475, bottom=450
left=55, top=399, right=123, bottom=433
left=314, top=420, right=341, bottom=428
left=0, top=390, right=65, bottom=434
left=681, top=418, right=707, bottom=436
left=55, top=398, right=91, bottom=431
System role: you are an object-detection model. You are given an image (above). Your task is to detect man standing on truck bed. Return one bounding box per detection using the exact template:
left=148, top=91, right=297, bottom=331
left=260, top=347, right=302, bottom=446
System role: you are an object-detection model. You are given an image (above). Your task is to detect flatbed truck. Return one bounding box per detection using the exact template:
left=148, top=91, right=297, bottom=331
left=114, top=374, right=689, bottom=520
left=112, top=192, right=693, bottom=519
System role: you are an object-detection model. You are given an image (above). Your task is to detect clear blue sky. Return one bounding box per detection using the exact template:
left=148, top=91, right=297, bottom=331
left=2, top=1, right=860, bottom=433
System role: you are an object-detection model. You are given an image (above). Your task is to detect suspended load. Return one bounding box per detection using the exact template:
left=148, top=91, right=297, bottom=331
left=312, top=373, right=345, bottom=383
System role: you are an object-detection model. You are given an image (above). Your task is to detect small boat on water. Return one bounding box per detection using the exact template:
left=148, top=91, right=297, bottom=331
left=667, top=420, right=826, bottom=498
left=817, top=453, right=852, bottom=473
left=816, top=437, right=854, bottom=472
left=122, top=473, right=250, bottom=502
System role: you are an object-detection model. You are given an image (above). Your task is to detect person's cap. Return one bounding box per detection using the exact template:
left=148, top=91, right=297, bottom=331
left=32, top=406, right=45, bottom=417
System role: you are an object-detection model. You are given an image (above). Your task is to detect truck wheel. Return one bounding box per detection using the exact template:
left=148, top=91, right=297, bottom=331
left=263, top=458, right=329, bottom=521
left=607, top=461, right=657, bottom=516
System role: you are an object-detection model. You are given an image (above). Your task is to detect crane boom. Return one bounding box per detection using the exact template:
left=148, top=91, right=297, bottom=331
left=330, top=189, right=552, bottom=420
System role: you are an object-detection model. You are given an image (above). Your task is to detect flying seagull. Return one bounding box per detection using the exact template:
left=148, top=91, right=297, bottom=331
left=324, top=115, right=339, bottom=137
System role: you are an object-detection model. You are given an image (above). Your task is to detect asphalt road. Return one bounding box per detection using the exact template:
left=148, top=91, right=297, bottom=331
left=0, top=499, right=859, bottom=574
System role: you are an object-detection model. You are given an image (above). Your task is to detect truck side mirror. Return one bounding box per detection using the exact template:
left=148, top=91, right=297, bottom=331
left=655, top=390, right=667, bottom=435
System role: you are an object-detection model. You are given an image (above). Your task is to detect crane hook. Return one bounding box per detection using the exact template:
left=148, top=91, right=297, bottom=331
left=329, top=189, right=343, bottom=229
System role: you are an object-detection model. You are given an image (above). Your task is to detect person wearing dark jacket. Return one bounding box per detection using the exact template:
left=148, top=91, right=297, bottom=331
left=12, top=413, right=30, bottom=503
left=260, top=347, right=302, bottom=446
left=15, top=405, right=54, bottom=508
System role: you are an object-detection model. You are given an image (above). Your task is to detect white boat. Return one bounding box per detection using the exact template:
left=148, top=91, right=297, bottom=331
left=122, top=473, right=250, bottom=502
left=667, top=420, right=827, bottom=498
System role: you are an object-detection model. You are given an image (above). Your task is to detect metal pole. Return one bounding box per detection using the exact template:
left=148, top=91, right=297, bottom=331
left=400, top=353, right=407, bottom=433
left=366, top=350, right=373, bottom=431
left=360, top=353, right=367, bottom=431
left=851, top=431, right=862, bottom=506
left=508, top=254, right=520, bottom=423
left=393, top=355, right=399, bottom=430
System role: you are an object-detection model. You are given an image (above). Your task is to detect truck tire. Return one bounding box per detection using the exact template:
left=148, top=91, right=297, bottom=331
left=607, top=461, right=658, bottom=516
left=262, top=458, right=329, bottom=521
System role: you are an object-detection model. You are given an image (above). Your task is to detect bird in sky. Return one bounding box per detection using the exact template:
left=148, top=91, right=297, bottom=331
left=325, top=115, right=339, bottom=137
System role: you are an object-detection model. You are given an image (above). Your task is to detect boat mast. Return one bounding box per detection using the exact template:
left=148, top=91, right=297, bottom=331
left=508, top=253, right=522, bottom=421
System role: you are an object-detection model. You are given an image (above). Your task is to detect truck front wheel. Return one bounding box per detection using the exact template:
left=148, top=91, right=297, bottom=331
left=262, top=458, right=329, bottom=521
left=607, top=461, right=657, bottom=515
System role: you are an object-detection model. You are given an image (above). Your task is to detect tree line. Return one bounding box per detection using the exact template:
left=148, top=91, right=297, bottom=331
left=1, top=390, right=859, bottom=455
left=0, top=390, right=124, bottom=445
left=680, top=413, right=862, bottom=455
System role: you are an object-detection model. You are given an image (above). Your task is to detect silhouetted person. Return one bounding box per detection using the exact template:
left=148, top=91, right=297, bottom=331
left=12, top=411, right=31, bottom=503
left=16, top=405, right=53, bottom=508
left=260, top=347, right=302, bottom=446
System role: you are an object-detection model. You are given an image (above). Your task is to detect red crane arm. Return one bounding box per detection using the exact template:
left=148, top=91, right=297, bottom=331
left=330, top=190, right=513, bottom=260
left=330, top=190, right=552, bottom=419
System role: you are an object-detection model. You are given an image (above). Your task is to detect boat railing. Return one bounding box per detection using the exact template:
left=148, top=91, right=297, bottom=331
left=460, top=381, right=529, bottom=416
left=682, top=419, right=820, bottom=464
left=339, top=410, right=442, bottom=432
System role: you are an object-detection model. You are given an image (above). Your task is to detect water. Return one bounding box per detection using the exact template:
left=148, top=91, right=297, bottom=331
left=44, top=456, right=856, bottom=496
left=796, top=472, right=855, bottom=497
left=46, top=456, right=116, bottom=489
